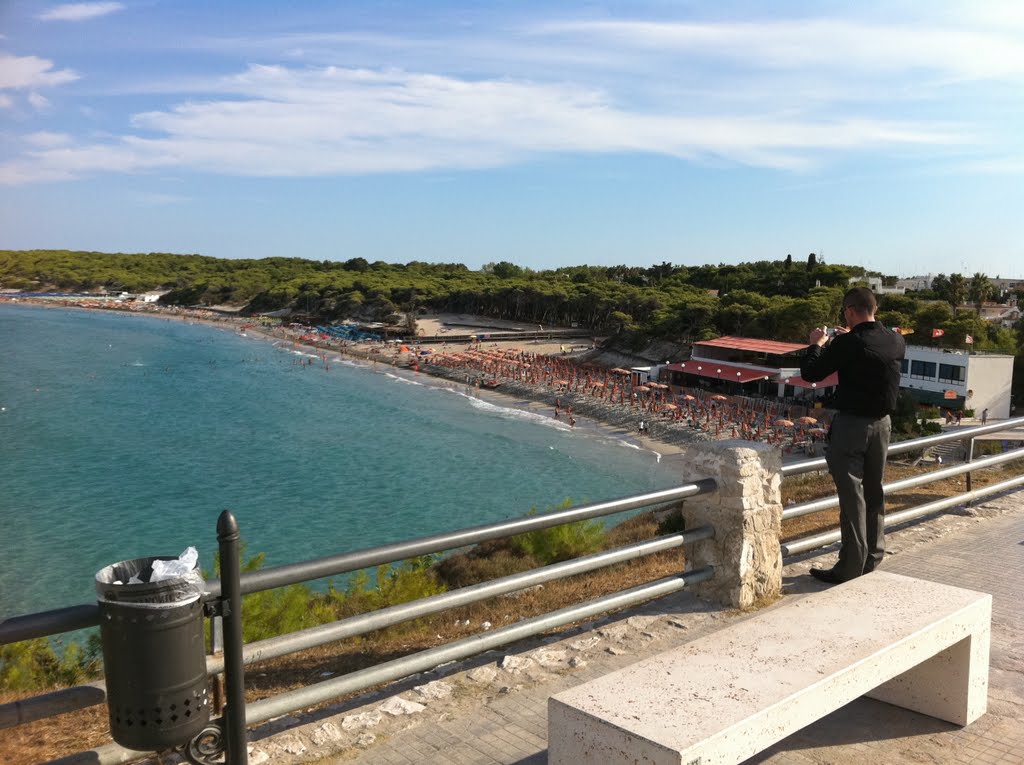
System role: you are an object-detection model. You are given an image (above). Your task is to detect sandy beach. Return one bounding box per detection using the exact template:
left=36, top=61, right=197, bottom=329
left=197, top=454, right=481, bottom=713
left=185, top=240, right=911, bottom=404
left=3, top=299, right=818, bottom=457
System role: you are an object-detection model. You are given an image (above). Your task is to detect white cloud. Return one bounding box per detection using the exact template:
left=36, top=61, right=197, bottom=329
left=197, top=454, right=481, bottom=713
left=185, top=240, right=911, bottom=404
left=0, top=54, right=79, bottom=89
left=0, top=94, right=12, bottom=109
left=38, top=2, right=124, bottom=22
left=136, top=192, right=189, bottom=206
left=28, top=92, right=52, bottom=110
left=533, top=18, right=1024, bottom=82
left=0, top=64, right=967, bottom=185
left=25, top=131, right=73, bottom=147
left=4, top=5, right=1016, bottom=186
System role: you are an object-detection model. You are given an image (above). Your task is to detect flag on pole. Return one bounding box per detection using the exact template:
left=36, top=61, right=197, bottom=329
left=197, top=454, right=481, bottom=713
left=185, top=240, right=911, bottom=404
left=932, top=328, right=945, bottom=338
left=965, top=334, right=974, bottom=344
left=892, top=327, right=914, bottom=335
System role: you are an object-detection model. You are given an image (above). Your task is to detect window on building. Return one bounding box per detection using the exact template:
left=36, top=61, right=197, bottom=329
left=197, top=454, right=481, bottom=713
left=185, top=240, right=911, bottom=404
left=900, top=359, right=908, bottom=375
left=938, top=363, right=965, bottom=384
left=910, top=360, right=937, bottom=380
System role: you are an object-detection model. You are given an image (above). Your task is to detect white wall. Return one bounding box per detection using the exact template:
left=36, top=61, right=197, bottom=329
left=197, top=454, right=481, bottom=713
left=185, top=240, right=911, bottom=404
left=965, top=355, right=1014, bottom=419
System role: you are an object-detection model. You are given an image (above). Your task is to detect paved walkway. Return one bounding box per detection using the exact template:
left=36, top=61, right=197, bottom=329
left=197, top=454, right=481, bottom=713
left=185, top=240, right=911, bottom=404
left=248, top=492, right=1024, bottom=765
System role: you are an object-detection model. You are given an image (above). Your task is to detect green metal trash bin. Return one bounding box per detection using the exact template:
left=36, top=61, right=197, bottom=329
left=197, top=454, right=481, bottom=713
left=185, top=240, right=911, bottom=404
left=96, top=555, right=210, bottom=751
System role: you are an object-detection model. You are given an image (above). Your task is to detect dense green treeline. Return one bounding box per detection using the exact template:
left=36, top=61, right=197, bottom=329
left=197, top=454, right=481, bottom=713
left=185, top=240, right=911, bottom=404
left=1, top=249, right=1021, bottom=351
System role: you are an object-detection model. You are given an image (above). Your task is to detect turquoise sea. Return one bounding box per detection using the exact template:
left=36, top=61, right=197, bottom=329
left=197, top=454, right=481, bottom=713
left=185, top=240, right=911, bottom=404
left=0, top=304, right=679, bottom=619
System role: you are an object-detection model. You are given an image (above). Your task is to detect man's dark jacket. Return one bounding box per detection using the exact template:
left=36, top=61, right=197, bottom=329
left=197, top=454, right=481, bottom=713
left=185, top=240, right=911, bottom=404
left=800, top=321, right=905, bottom=418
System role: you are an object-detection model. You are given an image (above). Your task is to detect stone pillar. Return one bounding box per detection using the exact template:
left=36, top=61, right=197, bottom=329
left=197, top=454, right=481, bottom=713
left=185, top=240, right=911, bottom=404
left=679, top=440, right=782, bottom=608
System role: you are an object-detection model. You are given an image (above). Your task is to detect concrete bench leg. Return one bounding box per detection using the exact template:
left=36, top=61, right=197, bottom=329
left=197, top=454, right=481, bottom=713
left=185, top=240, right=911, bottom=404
left=868, top=619, right=990, bottom=726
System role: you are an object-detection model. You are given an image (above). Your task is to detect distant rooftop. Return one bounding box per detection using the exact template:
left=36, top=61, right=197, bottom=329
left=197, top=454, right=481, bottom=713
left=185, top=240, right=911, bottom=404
left=694, top=336, right=806, bottom=355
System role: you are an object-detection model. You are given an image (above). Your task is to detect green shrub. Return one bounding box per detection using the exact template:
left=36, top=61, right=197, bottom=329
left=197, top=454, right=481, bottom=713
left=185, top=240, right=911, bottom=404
left=327, top=557, right=447, bottom=635
left=510, top=499, right=607, bottom=564
left=0, top=635, right=100, bottom=691
left=209, top=544, right=321, bottom=642
left=240, top=583, right=319, bottom=643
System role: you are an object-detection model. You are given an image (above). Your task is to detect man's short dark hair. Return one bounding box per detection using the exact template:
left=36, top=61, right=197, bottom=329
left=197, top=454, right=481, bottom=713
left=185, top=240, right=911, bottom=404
left=843, top=286, right=877, bottom=315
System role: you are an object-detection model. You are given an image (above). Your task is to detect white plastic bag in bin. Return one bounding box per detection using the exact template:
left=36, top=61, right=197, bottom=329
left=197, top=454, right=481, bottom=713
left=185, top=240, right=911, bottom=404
left=96, top=547, right=204, bottom=606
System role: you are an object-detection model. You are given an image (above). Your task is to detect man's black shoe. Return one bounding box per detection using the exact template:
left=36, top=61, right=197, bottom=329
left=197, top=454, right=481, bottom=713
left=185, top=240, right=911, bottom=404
left=809, top=567, right=845, bottom=585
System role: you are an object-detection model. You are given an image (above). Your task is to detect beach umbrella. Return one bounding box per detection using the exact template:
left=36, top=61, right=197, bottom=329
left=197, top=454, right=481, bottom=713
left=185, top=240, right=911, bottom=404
left=681, top=394, right=697, bottom=401
left=663, top=403, right=678, bottom=410
left=808, top=427, right=827, bottom=435
left=635, top=385, right=650, bottom=392
left=795, top=416, right=818, bottom=425
left=775, top=419, right=795, bottom=428
left=710, top=394, right=728, bottom=401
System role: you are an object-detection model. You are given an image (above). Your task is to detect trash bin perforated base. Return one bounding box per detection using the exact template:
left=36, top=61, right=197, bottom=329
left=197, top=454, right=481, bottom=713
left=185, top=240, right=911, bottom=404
left=99, top=594, right=210, bottom=750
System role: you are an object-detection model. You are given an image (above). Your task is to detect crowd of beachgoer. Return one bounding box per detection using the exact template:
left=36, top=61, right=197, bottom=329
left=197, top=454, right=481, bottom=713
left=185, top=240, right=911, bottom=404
left=260, top=322, right=831, bottom=451
left=415, top=346, right=831, bottom=451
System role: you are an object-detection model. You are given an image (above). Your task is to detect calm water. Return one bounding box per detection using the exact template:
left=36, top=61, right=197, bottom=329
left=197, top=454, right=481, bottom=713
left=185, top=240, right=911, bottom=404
left=0, top=305, right=678, bottom=617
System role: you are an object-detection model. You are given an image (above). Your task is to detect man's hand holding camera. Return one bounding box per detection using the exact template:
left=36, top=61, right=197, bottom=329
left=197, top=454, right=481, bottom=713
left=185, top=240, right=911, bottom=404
left=809, top=325, right=849, bottom=347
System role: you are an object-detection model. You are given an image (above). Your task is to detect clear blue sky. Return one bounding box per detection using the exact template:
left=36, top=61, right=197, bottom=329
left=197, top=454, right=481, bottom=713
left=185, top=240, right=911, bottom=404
left=1, top=1, right=1022, bottom=276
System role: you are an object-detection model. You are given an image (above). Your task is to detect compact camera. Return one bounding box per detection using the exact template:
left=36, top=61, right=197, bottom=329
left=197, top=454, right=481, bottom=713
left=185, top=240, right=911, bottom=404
left=826, top=327, right=837, bottom=338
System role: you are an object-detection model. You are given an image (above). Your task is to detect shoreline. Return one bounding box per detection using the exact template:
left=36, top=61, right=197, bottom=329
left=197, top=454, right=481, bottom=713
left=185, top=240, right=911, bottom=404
left=241, top=322, right=699, bottom=459
left=2, top=299, right=689, bottom=462
left=250, top=322, right=687, bottom=462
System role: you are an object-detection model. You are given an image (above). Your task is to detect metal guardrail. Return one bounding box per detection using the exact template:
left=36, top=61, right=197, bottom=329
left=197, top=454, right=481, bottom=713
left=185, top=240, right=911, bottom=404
left=782, top=473, right=1024, bottom=556
left=0, top=483, right=715, bottom=647
left=779, top=417, right=1024, bottom=556
left=783, top=445, right=1024, bottom=520
left=5, top=419, right=1024, bottom=764
left=781, top=415, right=1024, bottom=477
left=2, top=482, right=716, bottom=765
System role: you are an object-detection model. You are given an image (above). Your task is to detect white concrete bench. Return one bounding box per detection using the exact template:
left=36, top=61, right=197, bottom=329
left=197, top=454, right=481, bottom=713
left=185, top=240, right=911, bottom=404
left=549, top=572, right=991, bottom=765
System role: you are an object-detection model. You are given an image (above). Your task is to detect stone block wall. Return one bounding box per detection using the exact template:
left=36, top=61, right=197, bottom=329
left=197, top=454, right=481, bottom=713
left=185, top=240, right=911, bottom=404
left=678, top=440, right=783, bottom=608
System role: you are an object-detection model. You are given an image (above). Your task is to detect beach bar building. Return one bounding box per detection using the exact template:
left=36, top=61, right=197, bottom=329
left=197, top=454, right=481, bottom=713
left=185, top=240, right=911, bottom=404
left=661, top=336, right=838, bottom=404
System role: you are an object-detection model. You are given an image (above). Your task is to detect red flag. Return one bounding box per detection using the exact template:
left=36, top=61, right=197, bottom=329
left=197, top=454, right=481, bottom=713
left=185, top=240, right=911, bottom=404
left=932, top=328, right=945, bottom=338
left=965, top=334, right=974, bottom=344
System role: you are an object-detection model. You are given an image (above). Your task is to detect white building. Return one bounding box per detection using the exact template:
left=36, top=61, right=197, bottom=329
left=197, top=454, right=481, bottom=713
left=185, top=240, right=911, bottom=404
left=991, top=277, right=1024, bottom=296
left=955, top=300, right=1021, bottom=328
left=901, top=345, right=1014, bottom=418
left=896, top=274, right=936, bottom=291
left=661, top=336, right=1015, bottom=419
left=848, top=276, right=906, bottom=295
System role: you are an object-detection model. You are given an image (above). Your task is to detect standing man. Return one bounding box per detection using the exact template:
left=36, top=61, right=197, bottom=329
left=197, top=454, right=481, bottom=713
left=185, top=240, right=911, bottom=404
left=800, top=287, right=906, bottom=584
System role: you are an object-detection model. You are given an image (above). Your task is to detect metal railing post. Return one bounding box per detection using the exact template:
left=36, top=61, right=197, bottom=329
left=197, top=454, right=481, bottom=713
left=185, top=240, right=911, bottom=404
left=965, top=437, right=976, bottom=502
left=209, top=615, right=226, bottom=716
left=217, top=511, right=248, bottom=765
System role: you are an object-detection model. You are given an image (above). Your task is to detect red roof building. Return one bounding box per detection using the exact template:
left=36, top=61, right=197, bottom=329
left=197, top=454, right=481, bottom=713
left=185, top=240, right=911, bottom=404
left=661, top=335, right=838, bottom=403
